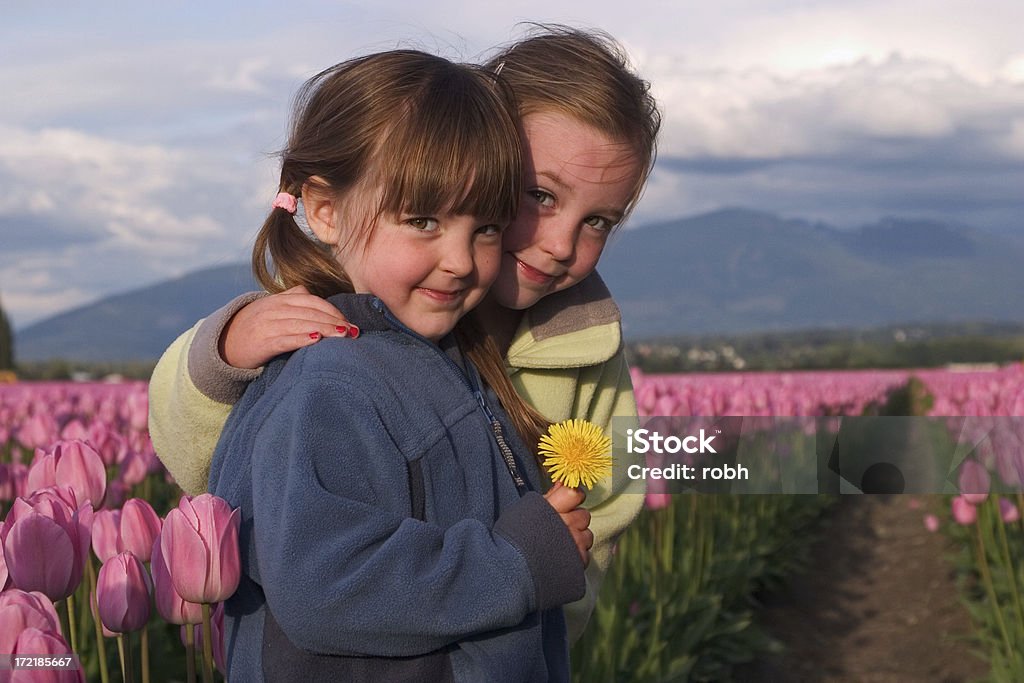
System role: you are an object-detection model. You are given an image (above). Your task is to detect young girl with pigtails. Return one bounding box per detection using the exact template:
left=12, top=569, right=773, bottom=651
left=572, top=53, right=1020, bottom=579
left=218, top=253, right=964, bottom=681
left=208, top=50, right=594, bottom=681
left=151, top=25, right=661, bottom=649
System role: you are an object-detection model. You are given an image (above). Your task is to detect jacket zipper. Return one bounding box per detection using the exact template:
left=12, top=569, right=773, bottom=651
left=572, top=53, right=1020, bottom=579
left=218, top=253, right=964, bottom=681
left=371, top=299, right=529, bottom=493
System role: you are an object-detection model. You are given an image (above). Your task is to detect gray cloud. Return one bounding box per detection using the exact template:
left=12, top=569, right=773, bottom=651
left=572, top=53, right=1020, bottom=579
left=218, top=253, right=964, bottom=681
left=3, top=2, right=1024, bottom=328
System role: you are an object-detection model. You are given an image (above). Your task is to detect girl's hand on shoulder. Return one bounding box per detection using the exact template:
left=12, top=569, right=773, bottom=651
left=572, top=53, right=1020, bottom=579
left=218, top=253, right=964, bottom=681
left=543, top=483, right=593, bottom=568
left=220, top=285, right=357, bottom=369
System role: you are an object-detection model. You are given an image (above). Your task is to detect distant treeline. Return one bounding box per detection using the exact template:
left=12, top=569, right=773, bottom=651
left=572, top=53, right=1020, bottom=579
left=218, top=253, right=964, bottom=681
left=14, top=359, right=157, bottom=382
left=7, top=321, right=1024, bottom=381
left=626, top=321, right=1024, bottom=373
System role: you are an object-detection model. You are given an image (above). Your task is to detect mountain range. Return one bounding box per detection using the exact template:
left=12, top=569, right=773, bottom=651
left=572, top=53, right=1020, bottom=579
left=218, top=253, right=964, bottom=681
left=14, top=208, right=1024, bottom=361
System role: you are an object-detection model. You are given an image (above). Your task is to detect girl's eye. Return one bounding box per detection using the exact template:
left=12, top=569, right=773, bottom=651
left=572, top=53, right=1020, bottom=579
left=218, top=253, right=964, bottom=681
left=477, top=224, right=503, bottom=236
left=584, top=215, right=614, bottom=232
left=527, top=189, right=555, bottom=208
left=406, top=217, right=439, bottom=232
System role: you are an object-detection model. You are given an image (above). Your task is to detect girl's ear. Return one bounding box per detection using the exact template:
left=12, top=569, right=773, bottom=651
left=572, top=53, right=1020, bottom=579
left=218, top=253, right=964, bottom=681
left=301, top=177, right=341, bottom=245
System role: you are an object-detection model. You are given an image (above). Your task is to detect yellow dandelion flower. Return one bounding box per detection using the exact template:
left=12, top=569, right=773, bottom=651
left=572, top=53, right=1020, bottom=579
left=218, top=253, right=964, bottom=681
left=539, top=419, right=613, bottom=489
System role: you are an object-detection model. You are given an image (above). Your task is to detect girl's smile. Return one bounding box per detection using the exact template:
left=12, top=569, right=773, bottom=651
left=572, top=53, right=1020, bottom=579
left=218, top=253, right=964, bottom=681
left=490, top=111, right=642, bottom=311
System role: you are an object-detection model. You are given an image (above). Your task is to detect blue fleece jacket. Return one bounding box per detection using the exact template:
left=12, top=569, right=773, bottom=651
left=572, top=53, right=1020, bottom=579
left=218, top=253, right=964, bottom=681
left=208, top=294, right=586, bottom=682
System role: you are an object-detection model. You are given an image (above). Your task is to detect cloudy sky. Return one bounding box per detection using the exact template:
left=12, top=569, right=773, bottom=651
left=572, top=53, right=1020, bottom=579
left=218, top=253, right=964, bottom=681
left=3, top=1, right=1023, bottom=328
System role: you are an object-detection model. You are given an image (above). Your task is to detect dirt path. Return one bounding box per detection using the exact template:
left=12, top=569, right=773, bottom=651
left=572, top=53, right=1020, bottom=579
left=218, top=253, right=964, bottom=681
left=733, top=495, right=989, bottom=683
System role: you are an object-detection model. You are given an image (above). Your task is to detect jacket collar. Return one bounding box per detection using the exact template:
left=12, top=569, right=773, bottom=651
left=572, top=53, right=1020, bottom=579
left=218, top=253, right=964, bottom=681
left=506, top=272, right=623, bottom=370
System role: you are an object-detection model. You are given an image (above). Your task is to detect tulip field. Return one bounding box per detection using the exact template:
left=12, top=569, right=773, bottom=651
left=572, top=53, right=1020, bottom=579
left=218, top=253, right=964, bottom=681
left=1, top=363, right=1023, bottom=682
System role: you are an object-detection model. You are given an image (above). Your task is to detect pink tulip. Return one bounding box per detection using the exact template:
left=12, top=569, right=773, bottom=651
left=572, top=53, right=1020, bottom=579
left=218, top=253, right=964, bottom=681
left=0, top=543, right=9, bottom=592
left=60, top=419, right=89, bottom=441
left=26, top=447, right=57, bottom=495
left=16, top=413, right=56, bottom=450
left=951, top=496, right=978, bottom=525
left=999, top=498, right=1020, bottom=523
left=2, top=490, right=93, bottom=601
left=118, top=450, right=150, bottom=488
left=120, top=499, right=161, bottom=562
left=86, top=422, right=124, bottom=467
left=957, top=459, right=990, bottom=505
left=645, top=492, right=672, bottom=510
left=8, top=462, right=29, bottom=501
left=151, top=529, right=203, bottom=625
left=160, top=494, right=241, bottom=604
left=11, top=627, right=85, bottom=682
left=0, top=463, right=13, bottom=503
left=96, top=551, right=152, bottom=633
left=0, top=589, right=63, bottom=655
left=92, top=509, right=122, bottom=563
left=923, top=514, right=940, bottom=533
left=125, top=391, right=149, bottom=433
left=54, top=440, right=107, bottom=507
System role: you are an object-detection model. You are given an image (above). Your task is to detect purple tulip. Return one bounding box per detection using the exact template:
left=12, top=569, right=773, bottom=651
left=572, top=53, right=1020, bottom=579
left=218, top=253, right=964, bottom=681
left=11, top=627, right=85, bottom=682
left=160, top=494, right=241, bottom=604
left=2, top=489, right=93, bottom=601
left=96, top=551, right=152, bottom=633
left=120, top=499, right=161, bottom=562
left=151, top=528, right=203, bottom=625
left=0, top=589, right=63, bottom=655
left=957, top=459, right=990, bottom=505
left=999, top=497, right=1020, bottom=523
left=951, top=496, right=978, bottom=525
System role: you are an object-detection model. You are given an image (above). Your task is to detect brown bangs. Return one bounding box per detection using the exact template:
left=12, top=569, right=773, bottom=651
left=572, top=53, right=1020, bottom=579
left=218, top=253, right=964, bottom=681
left=374, top=64, right=522, bottom=226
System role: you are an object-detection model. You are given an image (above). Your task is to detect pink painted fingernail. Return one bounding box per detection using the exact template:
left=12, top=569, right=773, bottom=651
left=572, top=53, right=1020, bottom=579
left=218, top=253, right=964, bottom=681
left=309, top=332, right=321, bottom=340
left=336, top=325, right=349, bottom=335
left=347, top=325, right=360, bottom=339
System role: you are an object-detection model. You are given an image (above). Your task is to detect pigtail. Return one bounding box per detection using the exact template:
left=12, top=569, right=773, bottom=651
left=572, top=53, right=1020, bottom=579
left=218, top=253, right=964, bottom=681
left=456, top=313, right=550, bottom=462
left=252, top=181, right=352, bottom=298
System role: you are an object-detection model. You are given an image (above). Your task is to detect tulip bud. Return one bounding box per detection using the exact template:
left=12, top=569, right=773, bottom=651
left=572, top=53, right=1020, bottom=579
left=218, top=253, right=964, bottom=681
left=160, top=494, right=241, bottom=604
left=957, top=459, right=990, bottom=506
left=951, top=496, right=978, bottom=525
left=96, top=551, right=152, bottom=633
left=999, top=497, right=1020, bottom=523
left=923, top=514, right=940, bottom=533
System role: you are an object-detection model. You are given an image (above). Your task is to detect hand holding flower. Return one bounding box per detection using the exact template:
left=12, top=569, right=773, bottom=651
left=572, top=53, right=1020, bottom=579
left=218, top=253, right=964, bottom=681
left=543, top=483, right=593, bottom=567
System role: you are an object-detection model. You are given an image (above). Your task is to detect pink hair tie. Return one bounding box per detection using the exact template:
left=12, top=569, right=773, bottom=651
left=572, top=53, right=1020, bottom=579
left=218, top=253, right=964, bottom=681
left=272, top=192, right=298, bottom=214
